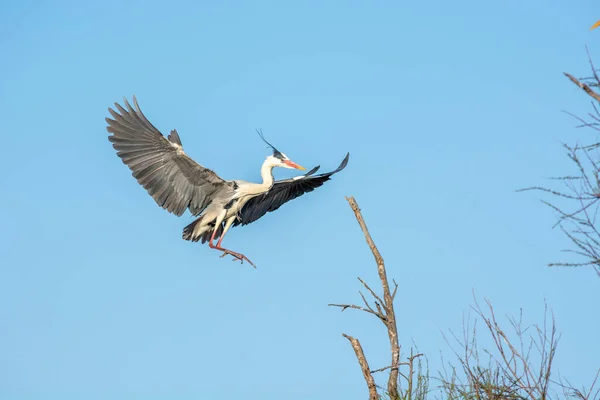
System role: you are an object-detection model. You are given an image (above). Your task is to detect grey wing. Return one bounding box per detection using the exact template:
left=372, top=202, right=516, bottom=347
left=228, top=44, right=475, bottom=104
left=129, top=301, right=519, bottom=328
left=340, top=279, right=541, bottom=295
left=106, top=96, right=232, bottom=216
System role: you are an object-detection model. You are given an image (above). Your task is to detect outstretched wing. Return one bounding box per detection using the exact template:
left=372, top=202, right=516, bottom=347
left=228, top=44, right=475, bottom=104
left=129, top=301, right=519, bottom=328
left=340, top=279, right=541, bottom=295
left=234, top=153, right=349, bottom=226
left=106, top=96, right=231, bottom=216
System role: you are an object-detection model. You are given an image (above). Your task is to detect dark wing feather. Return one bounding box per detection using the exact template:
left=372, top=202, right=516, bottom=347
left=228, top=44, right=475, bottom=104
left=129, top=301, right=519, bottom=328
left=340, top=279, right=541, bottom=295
left=234, top=153, right=349, bottom=226
left=106, top=96, right=230, bottom=216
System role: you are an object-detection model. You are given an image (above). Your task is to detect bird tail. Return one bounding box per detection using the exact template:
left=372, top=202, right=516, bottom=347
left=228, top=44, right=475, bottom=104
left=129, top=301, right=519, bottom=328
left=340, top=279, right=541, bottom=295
left=182, top=216, right=224, bottom=244
left=182, top=216, right=204, bottom=242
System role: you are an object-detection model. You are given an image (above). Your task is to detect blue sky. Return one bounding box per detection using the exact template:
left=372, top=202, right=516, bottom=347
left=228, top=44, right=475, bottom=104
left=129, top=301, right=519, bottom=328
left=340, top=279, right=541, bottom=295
left=1, top=0, right=599, bottom=398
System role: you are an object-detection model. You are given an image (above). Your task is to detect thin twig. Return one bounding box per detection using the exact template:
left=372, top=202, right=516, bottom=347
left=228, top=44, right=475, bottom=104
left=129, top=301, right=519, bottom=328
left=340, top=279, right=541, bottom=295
left=328, top=303, right=385, bottom=319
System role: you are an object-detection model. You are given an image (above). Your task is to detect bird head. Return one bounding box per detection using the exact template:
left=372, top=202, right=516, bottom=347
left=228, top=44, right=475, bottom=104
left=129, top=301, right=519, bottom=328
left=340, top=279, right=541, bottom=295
left=258, top=130, right=306, bottom=171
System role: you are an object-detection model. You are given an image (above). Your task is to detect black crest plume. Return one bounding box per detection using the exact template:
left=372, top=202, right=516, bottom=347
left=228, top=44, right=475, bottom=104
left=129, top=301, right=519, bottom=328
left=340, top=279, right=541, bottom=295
left=256, top=129, right=284, bottom=159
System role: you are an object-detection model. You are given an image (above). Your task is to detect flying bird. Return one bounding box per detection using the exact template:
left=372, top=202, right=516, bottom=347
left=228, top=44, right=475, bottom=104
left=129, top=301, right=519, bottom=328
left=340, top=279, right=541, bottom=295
left=106, top=96, right=349, bottom=267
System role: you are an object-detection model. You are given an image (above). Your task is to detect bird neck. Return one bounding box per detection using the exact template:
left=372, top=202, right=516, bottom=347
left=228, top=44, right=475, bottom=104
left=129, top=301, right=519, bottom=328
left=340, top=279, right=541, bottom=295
left=259, top=159, right=276, bottom=189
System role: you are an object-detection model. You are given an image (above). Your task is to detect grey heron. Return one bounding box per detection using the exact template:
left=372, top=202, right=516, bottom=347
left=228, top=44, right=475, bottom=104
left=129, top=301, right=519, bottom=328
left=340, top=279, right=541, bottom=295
left=106, top=96, right=349, bottom=267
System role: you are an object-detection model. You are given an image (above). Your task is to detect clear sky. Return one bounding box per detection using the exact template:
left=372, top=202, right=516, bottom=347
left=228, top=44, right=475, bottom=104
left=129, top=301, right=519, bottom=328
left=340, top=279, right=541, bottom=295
left=1, top=0, right=599, bottom=399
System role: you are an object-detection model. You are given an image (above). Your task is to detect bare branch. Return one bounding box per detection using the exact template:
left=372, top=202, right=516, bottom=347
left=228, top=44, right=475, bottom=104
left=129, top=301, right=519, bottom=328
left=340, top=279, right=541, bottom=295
left=520, top=56, right=600, bottom=273
left=345, top=196, right=401, bottom=399
left=391, top=279, right=399, bottom=301
left=521, top=141, right=600, bottom=274
left=370, top=364, right=398, bottom=374
left=440, top=296, right=563, bottom=400
left=359, top=291, right=376, bottom=314
left=564, top=72, right=600, bottom=103
left=358, top=277, right=384, bottom=306
left=328, top=303, right=385, bottom=320
left=342, top=333, right=378, bottom=400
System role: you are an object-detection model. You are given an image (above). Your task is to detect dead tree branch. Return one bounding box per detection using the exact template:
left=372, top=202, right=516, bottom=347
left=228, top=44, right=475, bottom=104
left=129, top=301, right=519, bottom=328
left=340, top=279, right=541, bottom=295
left=564, top=72, right=600, bottom=103
left=329, top=196, right=402, bottom=399
left=342, top=333, right=379, bottom=400
left=521, top=50, right=600, bottom=276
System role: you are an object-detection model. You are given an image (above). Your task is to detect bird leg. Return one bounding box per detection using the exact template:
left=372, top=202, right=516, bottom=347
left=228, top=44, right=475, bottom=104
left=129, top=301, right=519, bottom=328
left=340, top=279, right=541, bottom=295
left=208, top=225, right=256, bottom=268
left=218, top=247, right=256, bottom=268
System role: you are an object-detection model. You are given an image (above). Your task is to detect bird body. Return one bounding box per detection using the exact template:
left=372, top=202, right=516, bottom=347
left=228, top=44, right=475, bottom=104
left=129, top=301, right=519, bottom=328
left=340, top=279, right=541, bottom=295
left=181, top=155, right=280, bottom=244
left=106, top=96, right=349, bottom=266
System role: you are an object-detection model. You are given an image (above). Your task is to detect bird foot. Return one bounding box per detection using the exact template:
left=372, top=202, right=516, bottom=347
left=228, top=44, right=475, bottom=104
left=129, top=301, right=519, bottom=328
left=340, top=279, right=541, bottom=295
left=219, top=250, right=256, bottom=268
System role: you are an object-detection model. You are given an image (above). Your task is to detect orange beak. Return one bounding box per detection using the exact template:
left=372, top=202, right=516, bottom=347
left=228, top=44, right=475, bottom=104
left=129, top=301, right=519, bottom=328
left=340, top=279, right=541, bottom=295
left=284, top=160, right=306, bottom=170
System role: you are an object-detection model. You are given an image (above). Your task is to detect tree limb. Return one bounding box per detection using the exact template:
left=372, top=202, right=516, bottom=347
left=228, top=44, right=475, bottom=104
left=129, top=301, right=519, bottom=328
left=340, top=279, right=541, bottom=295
left=564, top=72, right=600, bottom=103
left=328, top=303, right=385, bottom=320
left=342, top=334, right=379, bottom=400
left=345, top=196, right=401, bottom=399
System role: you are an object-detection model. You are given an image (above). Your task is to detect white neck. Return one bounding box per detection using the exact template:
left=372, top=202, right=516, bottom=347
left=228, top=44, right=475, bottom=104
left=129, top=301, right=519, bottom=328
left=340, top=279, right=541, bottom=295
left=259, top=158, right=276, bottom=189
